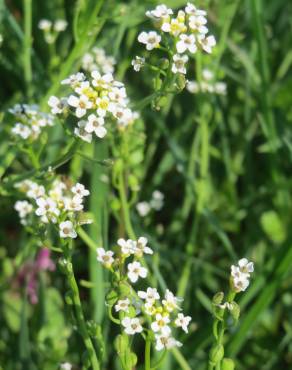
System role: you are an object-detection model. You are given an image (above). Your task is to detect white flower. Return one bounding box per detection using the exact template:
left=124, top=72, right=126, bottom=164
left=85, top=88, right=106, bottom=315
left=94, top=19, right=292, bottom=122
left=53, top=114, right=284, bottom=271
left=172, top=54, right=188, bottom=74
left=136, top=201, right=151, bottom=217
left=38, top=19, right=52, bottom=31
left=127, top=261, right=148, bottom=283
left=138, top=31, right=161, bottom=51
left=117, top=238, right=136, bottom=256
left=151, top=313, right=170, bottom=332
left=74, top=120, right=92, bottom=143
left=238, top=258, right=254, bottom=275
left=162, top=289, right=181, bottom=312
left=146, top=4, right=173, bottom=20
left=11, top=123, right=32, bottom=139
left=59, top=220, right=77, bottom=238
left=35, top=197, right=60, bottom=219
left=214, top=82, right=227, bottom=95
left=71, top=183, right=90, bottom=197
left=188, top=15, right=208, bottom=34
left=176, top=34, right=197, bottom=54
left=27, top=183, right=45, bottom=199
left=15, top=200, right=33, bottom=218
left=161, top=18, right=186, bottom=36
left=115, top=298, right=130, bottom=313
left=185, top=3, right=197, bottom=15
left=64, top=195, right=84, bottom=211
left=121, top=317, right=143, bottom=335
left=138, top=287, right=160, bottom=302
left=48, top=96, right=66, bottom=114
left=218, top=302, right=234, bottom=310
left=198, top=34, right=216, bottom=53
left=91, top=71, right=113, bottom=89
left=67, top=94, right=92, bottom=118
left=131, top=56, right=145, bottom=72
left=155, top=329, right=182, bottom=351
left=84, top=114, right=107, bottom=138
left=60, top=363, right=72, bottom=370
left=202, top=69, right=214, bottom=81
left=61, top=72, right=85, bottom=86
left=96, top=247, right=114, bottom=268
left=95, top=96, right=110, bottom=117
left=134, top=237, right=153, bottom=257
left=175, top=313, right=191, bottom=333
left=233, top=274, right=250, bottom=292
left=54, top=19, right=68, bottom=32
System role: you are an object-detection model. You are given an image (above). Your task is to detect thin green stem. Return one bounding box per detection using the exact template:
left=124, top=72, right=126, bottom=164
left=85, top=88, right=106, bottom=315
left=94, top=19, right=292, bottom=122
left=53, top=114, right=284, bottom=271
left=62, top=246, right=100, bottom=370
left=23, top=0, right=32, bottom=100
left=145, top=336, right=152, bottom=370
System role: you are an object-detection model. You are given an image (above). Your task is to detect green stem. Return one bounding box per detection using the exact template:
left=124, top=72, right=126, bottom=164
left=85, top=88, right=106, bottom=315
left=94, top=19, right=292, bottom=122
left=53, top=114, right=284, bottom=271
left=145, top=337, right=152, bottom=370
left=23, top=0, right=32, bottom=100
left=171, top=348, right=191, bottom=370
left=63, top=248, right=100, bottom=370
left=117, top=164, right=136, bottom=240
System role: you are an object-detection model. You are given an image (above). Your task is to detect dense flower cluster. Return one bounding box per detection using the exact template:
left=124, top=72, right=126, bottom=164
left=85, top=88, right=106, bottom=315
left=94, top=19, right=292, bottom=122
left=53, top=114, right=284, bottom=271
left=14, top=178, right=91, bottom=238
left=136, top=190, right=164, bottom=217
left=38, top=19, right=68, bottom=44
left=187, top=69, right=227, bottom=95
left=9, top=104, right=54, bottom=141
left=133, top=3, right=216, bottom=81
left=81, top=47, right=116, bottom=74
left=97, top=237, right=191, bottom=351
left=230, top=258, right=254, bottom=292
left=48, top=71, right=138, bottom=142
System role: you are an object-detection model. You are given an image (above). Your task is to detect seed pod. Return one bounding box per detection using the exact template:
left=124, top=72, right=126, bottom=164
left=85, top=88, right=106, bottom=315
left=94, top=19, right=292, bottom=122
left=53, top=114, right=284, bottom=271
left=222, top=358, right=235, bottom=370
left=209, top=344, right=224, bottom=366
left=213, top=292, right=224, bottom=305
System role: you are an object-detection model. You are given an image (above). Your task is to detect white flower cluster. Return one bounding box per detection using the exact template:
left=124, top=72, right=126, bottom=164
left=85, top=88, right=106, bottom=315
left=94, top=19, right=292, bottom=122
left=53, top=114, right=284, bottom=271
left=9, top=104, right=54, bottom=141
left=97, top=237, right=191, bottom=351
left=81, top=47, right=116, bottom=74
left=187, top=69, right=227, bottom=95
left=38, top=19, right=68, bottom=44
left=133, top=3, right=216, bottom=77
left=14, top=178, right=90, bottom=238
left=48, top=71, right=138, bottom=142
left=136, top=190, right=164, bottom=217
left=231, top=258, right=254, bottom=292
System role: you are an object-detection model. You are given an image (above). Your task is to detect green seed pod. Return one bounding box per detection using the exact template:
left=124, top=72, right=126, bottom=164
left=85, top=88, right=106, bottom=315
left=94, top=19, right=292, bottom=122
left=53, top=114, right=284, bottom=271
left=118, top=281, right=131, bottom=296
left=64, top=291, right=73, bottom=305
left=176, top=74, right=186, bottom=90
left=209, top=344, right=224, bottom=365
left=230, top=301, right=240, bottom=322
left=213, top=292, right=224, bottom=305
left=158, top=58, right=169, bottom=70
left=153, top=76, right=162, bottom=91
left=222, top=358, right=235, bottom=370
left=106, top=290, right=119, bottom=306
left=114, top=334, right=129, bottom=354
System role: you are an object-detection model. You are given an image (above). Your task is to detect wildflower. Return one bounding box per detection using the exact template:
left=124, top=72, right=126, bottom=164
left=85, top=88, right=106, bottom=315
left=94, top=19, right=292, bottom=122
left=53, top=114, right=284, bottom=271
left=138, top=31, right=161, bottom=50
left=83, top=114, right=107, bottom=138
left=117, top=238, right=136, bottom=256
left=91, top=71, right=113, bottom=90
left=26, top=183, right=45, bottom=199
left=198, top=34, right=216, bottom=53
left=230, top=258, right=254, bottom=292
left=35, top=197, right=60, bottom=221
left=61, top=72, right=85, bottom=86
left=136, top=201, right=151, bottom=217
left=59, top=221, right=77, bottom=239
left=60, top=363, right=72, bottom=370
left=138, top=287, right=160, bottom=302
left=237, top=258, right=254, bottom=275
left=54, top=19, right=68, bottom=32
left=127, top=261, right=148, bottom=283
left=131, top=56, right=145, bottom=72
left=15, top=200, right=33, bottom=219
left=146, top=4, right=173, bottom=20
left=175, top=313, right=191, bottom=333
left=64, top=195, right=84, bottom=211
left=11, top=123, right=32, bottom=139
left=162, top=289, right=181, bottom=312
left=74, top=120, right=92, bottom=143
left=67, top=94, right=93, bottom=118
left=161, top=18, right=186, bottom=36
left=176, top=34, right=197, bottom=54
left=71, top=183, right=90, bottom=197
left=155, top=329, right=182, bottom=351
left=150, top=190, right=164, bottom=210
left=121, top=317, right=143, bottom=335
left=96, top=248, right=114, bottom=268
left=134, top=237, right=153, bottom=257
left=38, top=19, right=52, bottom=31
left=115, top=298, right=130, bottom=313
left=171, top=54, right=189, bottom=74
left=188, top=15, right=208, bottom=34
left=151, top=313, right=170, bottom=332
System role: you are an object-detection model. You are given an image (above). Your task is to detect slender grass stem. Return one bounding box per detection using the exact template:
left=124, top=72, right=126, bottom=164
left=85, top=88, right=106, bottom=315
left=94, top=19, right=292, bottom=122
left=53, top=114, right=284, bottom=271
left=23, top=0, right=32, bottom=100
left=145, top=336, right=151, bottom=370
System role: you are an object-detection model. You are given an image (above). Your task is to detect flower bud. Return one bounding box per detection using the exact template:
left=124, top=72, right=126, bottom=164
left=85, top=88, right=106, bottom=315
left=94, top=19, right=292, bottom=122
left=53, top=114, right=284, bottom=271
left=176, top=74, right=186, bottom=90
left=209, top=344, right=224, bottom=366
left=213, top=292, right=224, bottom=305
left=222, top=358, right=235, bottom=370
left=158, top=58, right=169, bottom=70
